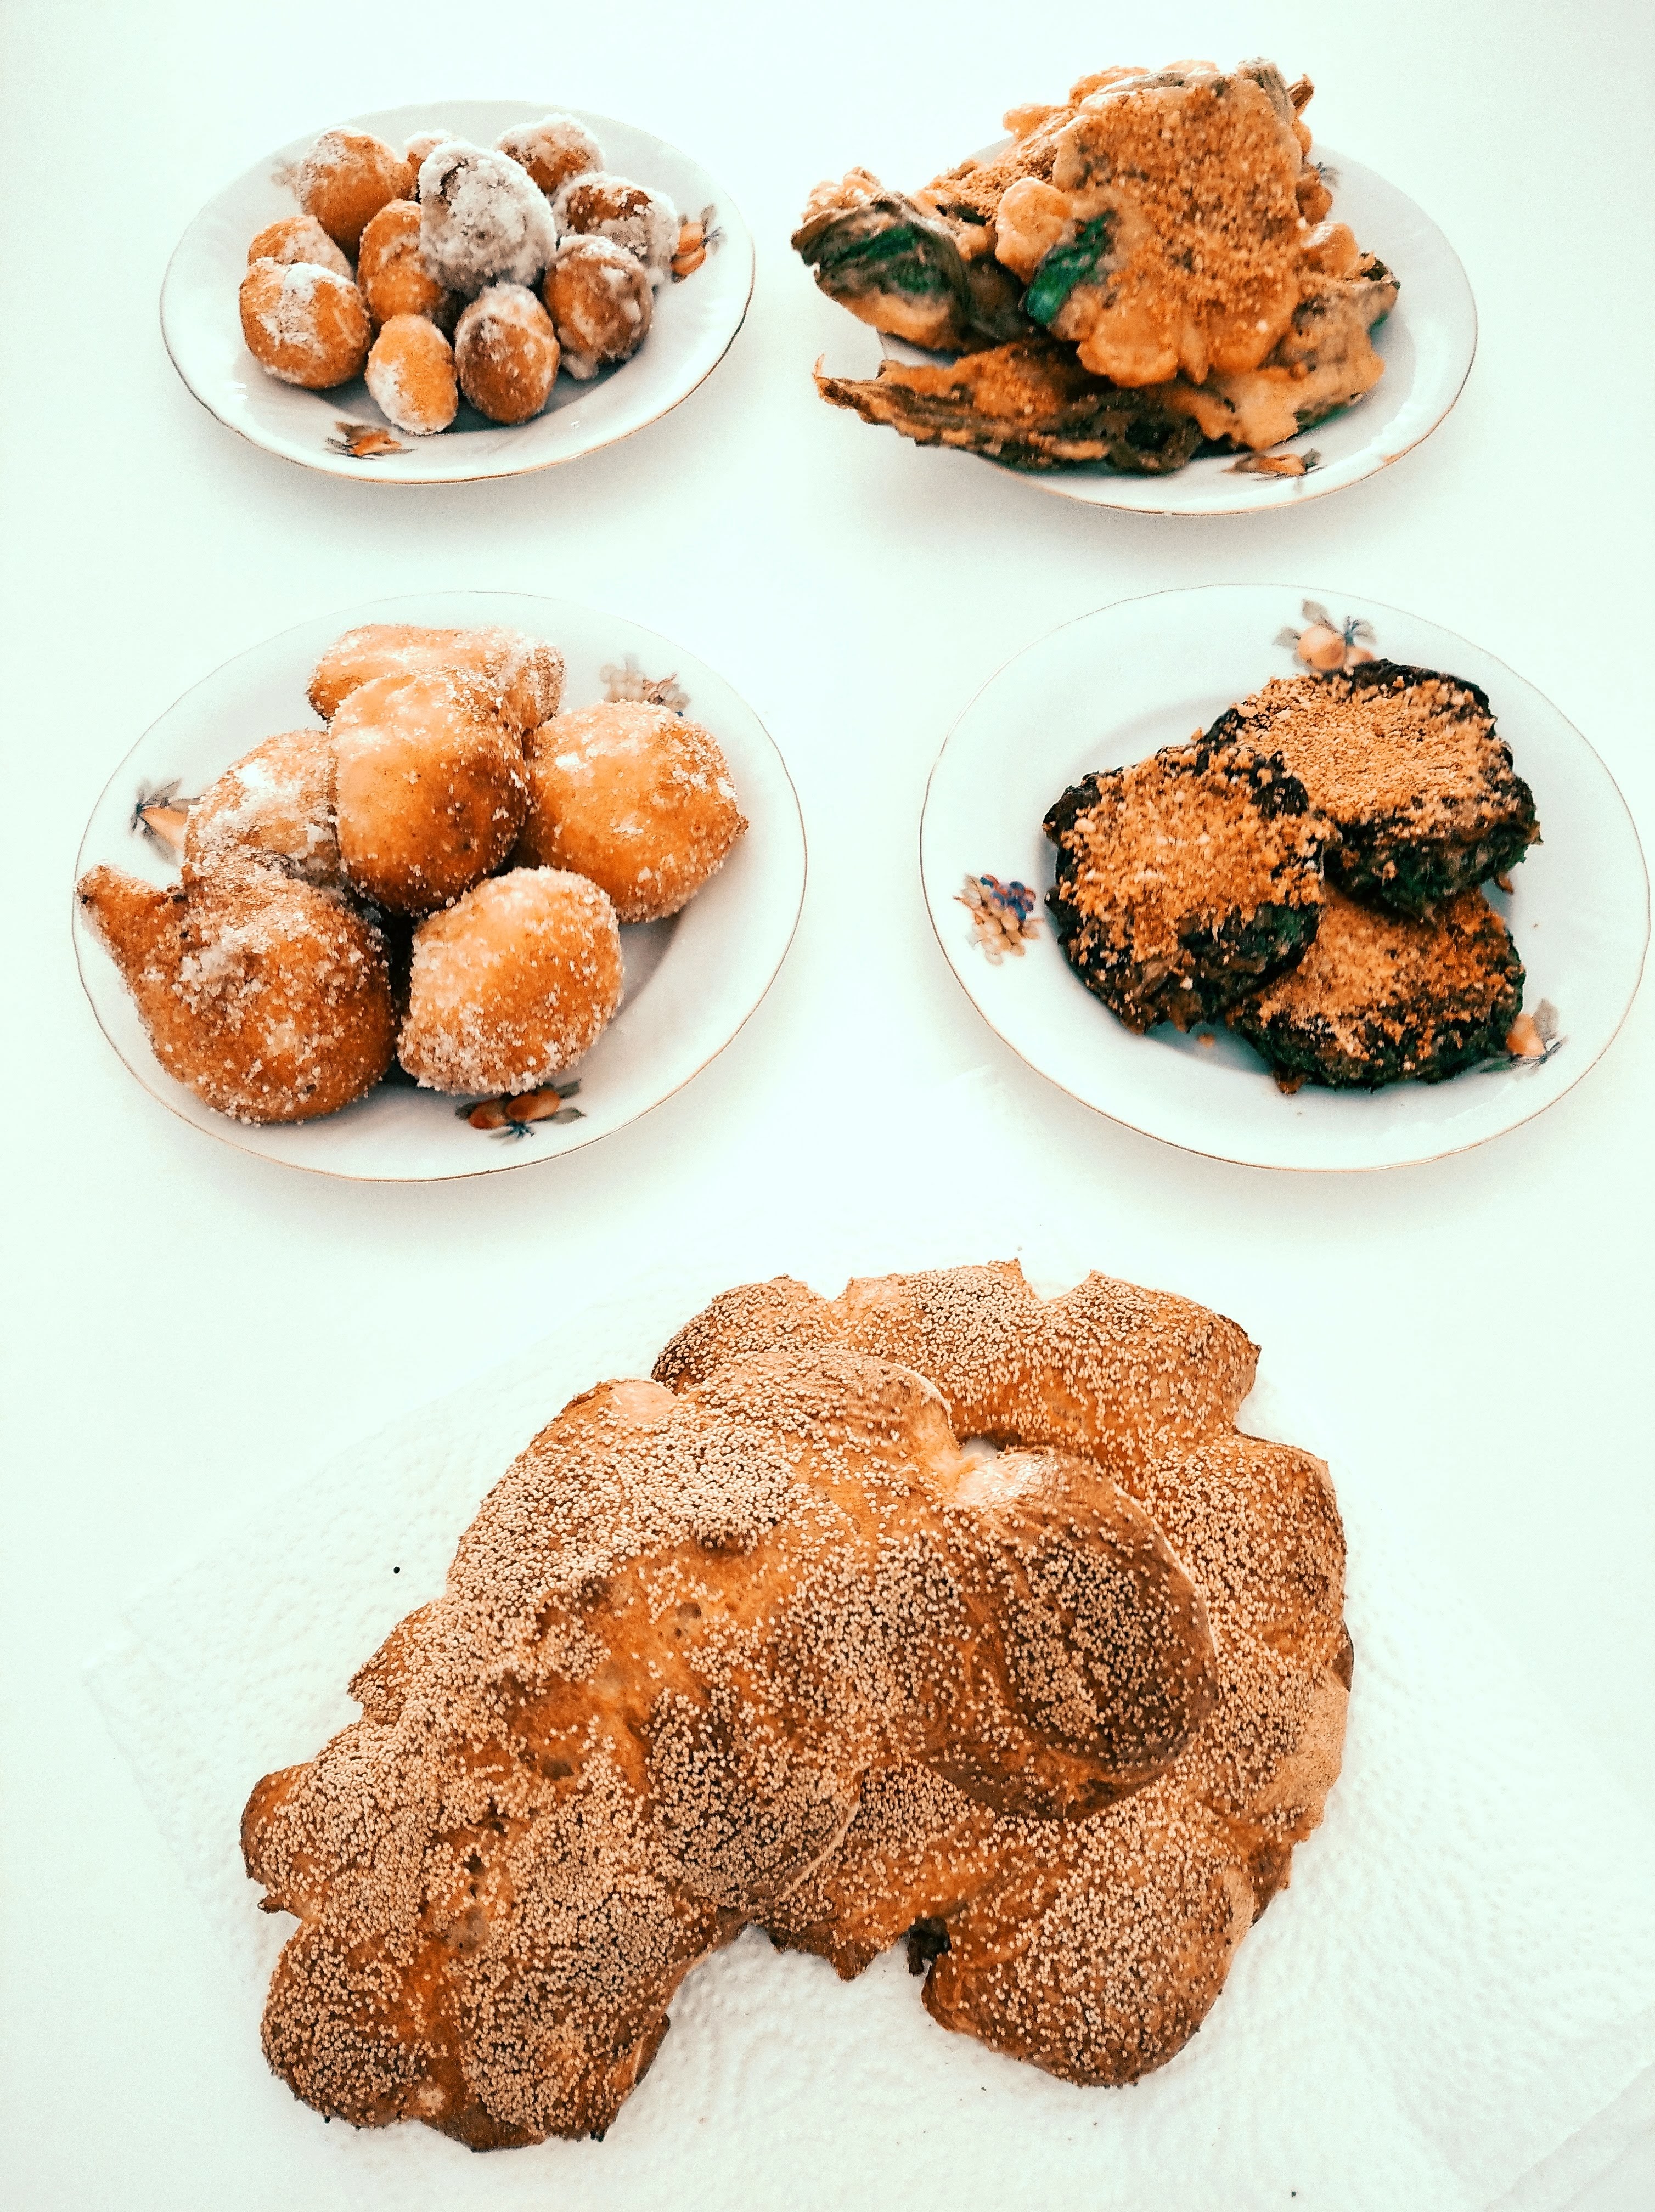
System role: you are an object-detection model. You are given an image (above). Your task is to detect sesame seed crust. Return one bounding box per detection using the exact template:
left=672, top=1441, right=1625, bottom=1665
left=243, top=1284, right=1233, bottom=2148
left=656, top=1263, right=1349, bottom=2087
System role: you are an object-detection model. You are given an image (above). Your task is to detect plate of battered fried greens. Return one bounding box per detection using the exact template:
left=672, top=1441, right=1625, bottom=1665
left=921, top=586, right=1648, bottom=1170
left=795, top=60, right=1476, bottom=515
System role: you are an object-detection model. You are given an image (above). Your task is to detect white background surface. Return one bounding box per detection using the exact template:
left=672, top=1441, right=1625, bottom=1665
left=1, top=2, right=1651, bottom=2207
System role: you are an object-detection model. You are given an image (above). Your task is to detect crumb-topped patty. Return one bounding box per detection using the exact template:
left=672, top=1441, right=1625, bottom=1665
left=1206, top=663, right=1539, bottom=915
left=1228, top=885, right=1524, bottom=1090
left=1044, top=740, right=1328, bottom=1032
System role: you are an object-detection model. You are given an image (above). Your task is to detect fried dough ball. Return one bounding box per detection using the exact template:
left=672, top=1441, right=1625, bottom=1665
left=454, top=285, right=560, bottom=422
left=356, top=200, right=457, bottom=329
left=418, top=142, right=558, bottom=292
left=541, top=237, right=652, bottom=379
left=404, top=129, right=459, bottom=185
left=365, top=315, right=459, bottom=436
left=553, top=171, right=679, bottom=284
left=77, top=862, right=394, bottom=1123
left=331, top=669, right=527, bottom=915
left=295, top=128, right=413, bottom=255
left=246, top=215, right=352, bottom=278
left=496, top=114, right=604, bottom=196
left=398, top=867, right=622, bottom=1094
left=308, top=622, right=564, bottom=732
left=182, top=729, right=340, bottom=889
left=516, top=702, right=746, bottom=923
left=239, top=261, right=370, bottom=388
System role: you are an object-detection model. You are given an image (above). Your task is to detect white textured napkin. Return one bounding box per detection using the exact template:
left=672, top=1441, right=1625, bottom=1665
left=91, top=1071, right=1655, bottom=2212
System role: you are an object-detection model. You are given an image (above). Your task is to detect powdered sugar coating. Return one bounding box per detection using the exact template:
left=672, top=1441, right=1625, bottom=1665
left=366, top=315, right=459, bottom=436
left=296, top=128, right=413, bottom=254
left=239, top=261, right=370, bottom=388
left=453, top=284, right=561, bottom=424
left=553, top=171, right=679, bottom=284
left=418, top=142, right=559, bottom=294
left=246, top=215, right=351, bottom=278
left=542, top=236, right=652, bottom=379
left=496, top=114, right=604, bottom=198
left=397, top=866, right=622, bottom=1094
left=183, top=729, right=341, bottom=889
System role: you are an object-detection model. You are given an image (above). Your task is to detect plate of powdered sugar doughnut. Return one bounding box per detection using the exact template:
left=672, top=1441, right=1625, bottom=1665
left=160, top=104, right=754, bottom=482
left=72, top=591, right=804, bottom=1180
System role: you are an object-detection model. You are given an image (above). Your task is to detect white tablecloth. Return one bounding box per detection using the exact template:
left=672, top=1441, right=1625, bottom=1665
left=3, top=4, right=1652, bottom=2206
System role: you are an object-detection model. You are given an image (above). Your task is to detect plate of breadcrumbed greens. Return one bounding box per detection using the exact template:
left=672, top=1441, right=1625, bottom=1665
left=920, top=585, right=1648, bottom=1171
left=796, top=59, right=1474, bottom=516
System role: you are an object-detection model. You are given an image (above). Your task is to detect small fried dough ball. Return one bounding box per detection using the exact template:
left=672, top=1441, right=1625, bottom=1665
left=553, top=171, right=679, bottom=284
left=496, top=114, right=603, bottom=197
left=542, top=238, right=652, bottom=379
left=398, top=867, right=622, bottom=1094
left=183, top=729, right=340, bottom=889
left=454, top=285, right=560, bottom=423
left=356, top=200, right=457, bottom=329
left=240, top=261, right=370, bottom=388
left=404, top=129, right=459, bottom=186
left=309, top=622, right=564, bottom=732
left=419, top=142, right=558, bottom=292
left=366, top=316, right=459, bottom=436
left=515, top=702, right=746, bottom=922
left=331, top=669, right=527, bottom=915
left=296, top=127, right=414, bottom=253
left=246, top=215, right=352, bottom=278
left=77, top=862, right=395, bottom=1123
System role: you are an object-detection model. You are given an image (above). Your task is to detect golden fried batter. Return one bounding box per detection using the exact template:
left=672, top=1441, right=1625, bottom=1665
left=515, top=702, right=747, bottom=923
left=182, top=728, right=340, bottom=889
left=244, top=1333, right=1217, bottom=2145
left=309, top=622, right=564, bottom=734
left=77, top=862, right=394, bottom=1122
left=330, top=669, right=527, bottom=915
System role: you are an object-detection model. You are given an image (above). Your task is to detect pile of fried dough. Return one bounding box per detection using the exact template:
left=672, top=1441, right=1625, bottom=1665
left=244, top=1262, right=1350, bottom=2147
left=795, top=60, right=1396, bottom=471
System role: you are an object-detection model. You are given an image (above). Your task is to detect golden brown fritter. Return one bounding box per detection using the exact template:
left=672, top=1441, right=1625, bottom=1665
left=243, top=1338, right=1217, bottom=2145
left=514, top=702, right=747, bottom=923
left=308, top=622, right=565, bottom=733
left=182, top=729, right=340, bottom=890
left=77, top=862, right=394, bottom=1122
left=397, top=867, right=623, bottom=1094
left=330, top=668, right=527, bottom=915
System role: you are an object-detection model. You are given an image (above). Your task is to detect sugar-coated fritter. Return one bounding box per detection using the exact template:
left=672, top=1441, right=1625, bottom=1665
left=355, top=200, right=457, bottom=329
left=1044, top=741, right=1328, bottom=1032
left=496, top=114, right=603, bottom=198
left=1206, top=663, right=1540, bottom=914
left=553, top=171, right=679, bottom=284
left=245, top=215, right=352, bottom=278
left=397, top=867, right=623, bottom=1094
left=183, top=728, right=340, bottom=889
left=295, top=128, right=413, bottom=255
left=331, top=670, right=526, bottom=916
left=454, top=284, right=561, bottom=423
left=1228, top=886, right=1524, bottom=1089
left=365, top=315, right=459, bottom=436
left=541, top=237, right=652, bottom=379
left=514, top=702, right=746, bottom=923
left=77, top=862, right=394, bottom=1122
left=308, top=622, right=564, bottom=733
left=239, top=261, right=370, bottom=389
left=418, top=142, right=558, bottom=295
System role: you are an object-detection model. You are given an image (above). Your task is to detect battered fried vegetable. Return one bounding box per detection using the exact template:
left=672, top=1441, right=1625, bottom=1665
left=792, top=171, right=1033, bottom=353
left=1228, top=887, right=1524, bottom=1088
left=815, top=339, right=1203, bottom=472
left=1044, top=741, right=1329, bottom=1032
left=1206, top=664, right=1540, bottom=914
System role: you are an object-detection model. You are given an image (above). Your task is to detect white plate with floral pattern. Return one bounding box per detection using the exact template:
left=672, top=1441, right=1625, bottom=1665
left=920, top=585, right=1647, bottom=1171
left=871, top=148, right=1473, bottom=517
left=161, top=103, right=753, bottom=483
left=74, top=592, right=804, bottom=1180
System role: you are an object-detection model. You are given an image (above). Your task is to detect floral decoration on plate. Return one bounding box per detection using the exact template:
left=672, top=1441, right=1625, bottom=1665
left=957, top=874, right=1042, bottom=962
left=1275, top=599, right=1378, bottom=674
left=460, top=1079, right=586, bottom=1137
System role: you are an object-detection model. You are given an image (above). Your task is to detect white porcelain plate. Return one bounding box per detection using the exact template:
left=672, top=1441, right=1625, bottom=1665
left=921, top=586, right=1647, bottom=1171
left=74, top=592, right=805, bottom=1180
left=161, top=103, right=754, bottom=483
left=872, top=148, right=1473, bottom=516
